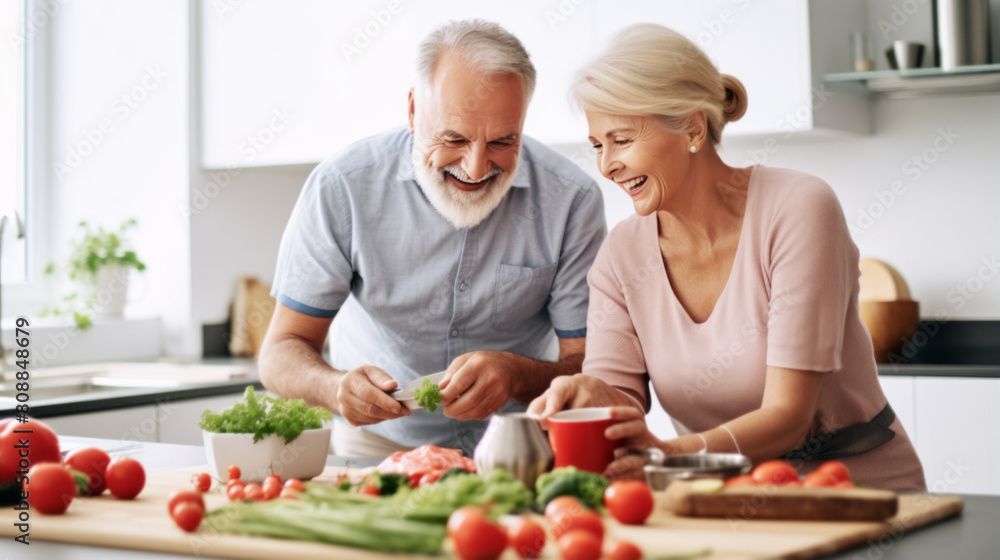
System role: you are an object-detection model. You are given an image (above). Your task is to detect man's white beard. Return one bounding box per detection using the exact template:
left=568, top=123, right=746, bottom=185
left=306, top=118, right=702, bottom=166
left=411, top=140, right=516, bottom=229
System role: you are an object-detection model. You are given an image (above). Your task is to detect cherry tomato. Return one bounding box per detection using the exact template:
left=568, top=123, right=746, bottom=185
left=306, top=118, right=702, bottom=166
left=279, top=488, right=300, bottom=500
left=358, top=484, right=380, bottom=496
left=226, top=481, right=245, bottom=501
left=262, top=477, right=282, bottom=500
left=725, top=474, right=757, bottom=487
left=834, top=480, right=856, bottom=489
left=802, top=470, right=838, bottom=488
left=816, top=460, right=851, bottom=483
left=557, top=529, right=602, bottom=560
left=1, top=419, right=61, bottom=484
left=242, top=483, right=264, bottom=501
left=544, top=495, right=586, bottom=521
left=508, top=516, right=546, bottom=559
left=751, top=460, right=799, bottom=485
left=549, top=507, right=604, bottom=541
left=171, top=501, right=203, bottom=532
left=604, top=480, right=654, bottom=525
left=23, top=463, right=76, bottom=515
left=408, top=471, right=425, bottom=487
left=606, top=540, right=643, bottom=560
left=167, top=490, right=205, bottom=516
left=447, top=506, right=508, bottom=560
left=191, top=472, right=211, bottom=493
left=64, top=447, right=111, bottom=496
left=227, top=465, right=241, bottom=482
left=105, top=457, right=145, bottom=499
left=283, top=478, right=305, bottom=493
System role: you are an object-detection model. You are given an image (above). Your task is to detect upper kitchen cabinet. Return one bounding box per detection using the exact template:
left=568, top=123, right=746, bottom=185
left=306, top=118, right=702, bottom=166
left=201, top=1, right=873, bottom=168
left=593, top=0, right=872, bottom=138
left=200, top=0, right=439, bottom=168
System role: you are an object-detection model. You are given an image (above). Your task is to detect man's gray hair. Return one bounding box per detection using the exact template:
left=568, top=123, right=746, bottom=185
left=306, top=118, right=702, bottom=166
left=415, top=19, right=536, bottom=100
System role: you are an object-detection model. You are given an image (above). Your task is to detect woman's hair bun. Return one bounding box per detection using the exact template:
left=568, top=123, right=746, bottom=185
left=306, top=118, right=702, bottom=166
left=720, top=74, right=748, bottom=123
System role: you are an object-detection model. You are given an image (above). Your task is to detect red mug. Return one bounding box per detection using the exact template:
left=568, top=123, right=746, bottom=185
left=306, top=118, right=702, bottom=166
left=547, top=408, right=621, bottom=474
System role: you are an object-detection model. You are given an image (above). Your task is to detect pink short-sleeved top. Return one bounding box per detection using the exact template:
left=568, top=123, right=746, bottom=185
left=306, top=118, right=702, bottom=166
left=584, top=166, right=925, bottom=491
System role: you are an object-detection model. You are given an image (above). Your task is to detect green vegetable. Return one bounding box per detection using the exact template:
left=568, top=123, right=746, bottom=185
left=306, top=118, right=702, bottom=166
left=204, top=500, right=445, bottom=554
left=370, top=472, right=410, bottom=496
left=411, top=378, right=443, bottom=412
left=437, top=466, right=472, bottom=482
left=535, top=466, right=610, bottom=510
left=198, top=386, right=332, bottom=443
left=390, top=468, right=533, bottom=523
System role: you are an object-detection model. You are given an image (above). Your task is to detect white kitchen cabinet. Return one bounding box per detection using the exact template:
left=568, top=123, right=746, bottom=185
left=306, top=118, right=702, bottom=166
left=593, top=0, right=871, bottom=140
left=878, top=375, right=916, bottom=440
left=914, top=377, right=1000, bottom=495
left=201, top=1, right=873, bottom=168
left=44, top=405, right=160, bottom=442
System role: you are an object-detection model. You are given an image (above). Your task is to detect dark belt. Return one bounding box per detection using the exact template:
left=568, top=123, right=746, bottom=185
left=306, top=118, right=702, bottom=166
left=782, top=403, right=896, bottom=462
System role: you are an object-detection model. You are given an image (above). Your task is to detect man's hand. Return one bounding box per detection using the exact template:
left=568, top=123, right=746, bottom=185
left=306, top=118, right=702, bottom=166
left=527, top=374, right=642, bottom=421
left=336, top=365, right=411, bottom=426
left=439, top=351, right=518, bottom=421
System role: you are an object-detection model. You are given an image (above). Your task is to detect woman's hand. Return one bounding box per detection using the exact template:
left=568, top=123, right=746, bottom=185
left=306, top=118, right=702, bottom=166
left=603, top=406, right=666, bottom=480
left=526, top=374, right=640, bottom=421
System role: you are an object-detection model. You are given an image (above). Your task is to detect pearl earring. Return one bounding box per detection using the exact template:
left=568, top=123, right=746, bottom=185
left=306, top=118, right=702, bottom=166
left=689, top=146, right=697, bottom=153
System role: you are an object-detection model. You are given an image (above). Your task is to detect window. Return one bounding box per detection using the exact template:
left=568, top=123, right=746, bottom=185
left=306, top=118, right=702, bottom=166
left=1, top=0, right=27, bottom=287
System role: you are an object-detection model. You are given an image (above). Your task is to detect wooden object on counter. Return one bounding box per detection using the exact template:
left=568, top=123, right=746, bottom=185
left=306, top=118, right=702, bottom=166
left=229, top=276, right=275, bottom=357
left=858, top=259, right=920, bottom=363
left=2, top=465, right=965, bottom=560
left=664, top=480, right=898, bottom=521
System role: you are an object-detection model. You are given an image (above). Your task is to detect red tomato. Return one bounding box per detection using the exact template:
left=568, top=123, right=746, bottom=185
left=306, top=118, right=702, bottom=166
left=358, top=484, right=380, bottom=496
left=752, top=460, right=799, bottom=485
left=549, top=507, right=604, bottom=541
left=191, top=472, right=211, bottom=493
left=243, top=483, right=264, bottom=501
left=802, top=471, right=838, bottom=488
left=0, top=419, right=61, bottom=484
left=544, top=495, right=586, bottom=521
left=606, top=540, right=643, bottom=560
left=23, top=463, right=76, bottom=515
left=725, top=474, right=757, bottom=487
left=279, top=488, right=300, bottom=500
left=105, top=457, right=146, bottom=499
left=508, top=516, right=546, bottom=559
left=226, top=481, right=245, bottom=501
left=167, top=490, right=205, bottom=516
left=262, top=477, right=282, bottom=500
left=816, top=461, right=851, bottom=483
left=834, top=480, right=856, bottom=489
left=447, top=506, right=508, bottom=560
left=283, top=478, right=305, bottom=492
left=171, top=502, right=203, bottom=532
left=603, top=480, right=654, bottom=525
left=64, top=447, right=111, bottom=496
left=557, top=529, right=602, bottom=560
left=226, top=465, right=241, bottom=482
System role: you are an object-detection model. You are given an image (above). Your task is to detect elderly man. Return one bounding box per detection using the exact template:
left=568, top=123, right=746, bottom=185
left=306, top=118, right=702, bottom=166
left=259, top=19, right=606, bottom=458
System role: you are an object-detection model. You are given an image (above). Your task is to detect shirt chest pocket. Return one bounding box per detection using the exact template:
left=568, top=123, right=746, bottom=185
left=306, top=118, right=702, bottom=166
left=491, top=263, right=558, bottom=332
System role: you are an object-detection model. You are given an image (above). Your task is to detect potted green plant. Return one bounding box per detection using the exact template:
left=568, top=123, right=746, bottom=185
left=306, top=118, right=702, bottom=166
left=41, top=219, right=147, bottom=329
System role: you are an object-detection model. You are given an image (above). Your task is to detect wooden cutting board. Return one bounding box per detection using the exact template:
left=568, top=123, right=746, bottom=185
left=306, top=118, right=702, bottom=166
left=1, top=466, right=964, bottom=560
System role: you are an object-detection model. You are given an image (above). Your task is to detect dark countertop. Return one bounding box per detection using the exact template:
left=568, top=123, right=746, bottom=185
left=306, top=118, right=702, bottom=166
left=0, top=358, right=263, bottom=419
left=20, top=436, right=1000, bottom=560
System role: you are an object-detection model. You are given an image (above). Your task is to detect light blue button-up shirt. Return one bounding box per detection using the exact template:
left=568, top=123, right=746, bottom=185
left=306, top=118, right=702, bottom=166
left=272, top=127, right=606, bottom=454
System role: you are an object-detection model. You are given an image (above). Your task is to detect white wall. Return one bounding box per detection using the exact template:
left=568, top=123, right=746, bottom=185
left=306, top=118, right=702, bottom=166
left=46, top=1, right=194, bottom=356
left=556, top=92, right=1000, bottom=319
left=190, top=165, right=310, bottom=328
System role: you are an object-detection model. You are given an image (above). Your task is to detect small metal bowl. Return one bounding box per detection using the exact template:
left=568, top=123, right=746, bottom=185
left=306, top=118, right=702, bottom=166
left=642, top=453, right=752, bottom=491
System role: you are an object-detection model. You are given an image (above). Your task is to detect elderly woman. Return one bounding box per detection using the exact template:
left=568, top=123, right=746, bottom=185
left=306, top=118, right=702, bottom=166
left=528, top=24, right=925, bottom=491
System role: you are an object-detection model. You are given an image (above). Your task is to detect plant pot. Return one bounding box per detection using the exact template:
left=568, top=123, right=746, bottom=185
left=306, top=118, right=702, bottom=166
left=202, top=427, right=331, bottom=482
left=78, top=266, right=131, bottom=317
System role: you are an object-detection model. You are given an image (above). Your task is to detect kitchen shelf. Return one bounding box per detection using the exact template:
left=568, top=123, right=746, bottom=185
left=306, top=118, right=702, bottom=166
left=821, top=63, right=1000, bottom=98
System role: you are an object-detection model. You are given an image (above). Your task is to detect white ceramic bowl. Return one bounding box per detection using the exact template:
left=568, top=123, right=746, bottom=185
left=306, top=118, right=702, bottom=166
left=202, top=427, right=331, bottom=482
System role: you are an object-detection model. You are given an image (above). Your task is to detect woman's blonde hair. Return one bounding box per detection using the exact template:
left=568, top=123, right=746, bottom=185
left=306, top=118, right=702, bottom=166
left=572, top=23, right=747, bottom=145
